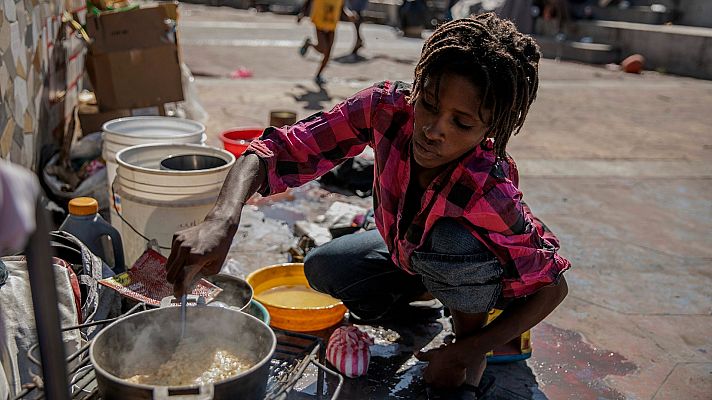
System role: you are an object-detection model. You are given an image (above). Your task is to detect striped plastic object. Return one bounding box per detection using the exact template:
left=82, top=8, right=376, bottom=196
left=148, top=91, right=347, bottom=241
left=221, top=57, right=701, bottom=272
left=326, top=326, right=373, bottom=378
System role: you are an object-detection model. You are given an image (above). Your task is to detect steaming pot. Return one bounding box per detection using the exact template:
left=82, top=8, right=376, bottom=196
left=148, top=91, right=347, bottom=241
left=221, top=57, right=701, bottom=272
left=89, top=306, right=276, bottom=400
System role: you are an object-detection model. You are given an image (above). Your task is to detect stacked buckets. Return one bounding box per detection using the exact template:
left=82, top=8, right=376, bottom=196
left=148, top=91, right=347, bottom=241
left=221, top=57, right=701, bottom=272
left=102, top=117, right=235, bottom=266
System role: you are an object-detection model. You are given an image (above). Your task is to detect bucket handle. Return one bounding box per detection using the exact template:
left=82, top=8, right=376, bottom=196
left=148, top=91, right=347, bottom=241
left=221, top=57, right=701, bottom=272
left=153, top=385, right=213, bottom=400
left=111, top=178, right=172, bottom=251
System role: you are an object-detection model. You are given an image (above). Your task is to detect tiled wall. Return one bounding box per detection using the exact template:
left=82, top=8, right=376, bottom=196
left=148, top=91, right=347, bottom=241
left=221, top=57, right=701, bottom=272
left=0, top=0, right=86, bottom=169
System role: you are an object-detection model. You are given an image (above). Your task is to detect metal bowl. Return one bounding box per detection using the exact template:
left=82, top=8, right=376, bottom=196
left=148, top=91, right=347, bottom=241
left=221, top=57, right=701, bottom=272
left=159, top=154, right=227, bottom=171
left=205, top=274, right=254, bottom=312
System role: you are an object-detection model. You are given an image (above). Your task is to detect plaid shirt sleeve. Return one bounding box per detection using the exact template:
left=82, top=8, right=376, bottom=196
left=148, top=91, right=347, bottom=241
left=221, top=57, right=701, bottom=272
left=244, top=85, right=383, bottom=196
left=461, top=160, right=571, bottom=298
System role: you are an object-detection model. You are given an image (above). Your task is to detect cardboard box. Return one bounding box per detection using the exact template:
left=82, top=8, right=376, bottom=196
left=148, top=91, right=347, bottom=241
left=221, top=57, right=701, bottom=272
left=85, top=6, right=173, bottom=54
left=78, top=103, right=166, bottom=135
left=87, top=44, right=183, bottom=110
left=85, top=4, right=184, bottom=111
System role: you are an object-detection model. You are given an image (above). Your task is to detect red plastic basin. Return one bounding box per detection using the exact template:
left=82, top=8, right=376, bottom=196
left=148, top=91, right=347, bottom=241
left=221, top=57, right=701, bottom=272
left=220, top=127, right=263, bottom=157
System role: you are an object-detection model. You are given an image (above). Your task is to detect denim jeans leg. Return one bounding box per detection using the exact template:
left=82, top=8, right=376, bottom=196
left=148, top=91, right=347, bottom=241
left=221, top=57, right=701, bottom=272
left=304, top=229, right=426, bottom=320
left=411, top=219, right=504, bottom=314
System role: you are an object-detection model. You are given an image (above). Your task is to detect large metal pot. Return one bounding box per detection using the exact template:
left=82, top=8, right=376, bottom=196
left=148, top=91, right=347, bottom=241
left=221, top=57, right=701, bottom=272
left=89, top=306, right=276, bottom=400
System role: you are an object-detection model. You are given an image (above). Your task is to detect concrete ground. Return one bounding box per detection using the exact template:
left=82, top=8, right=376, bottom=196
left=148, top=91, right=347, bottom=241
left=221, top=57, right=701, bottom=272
left=178, top=5, right=712, bottom=399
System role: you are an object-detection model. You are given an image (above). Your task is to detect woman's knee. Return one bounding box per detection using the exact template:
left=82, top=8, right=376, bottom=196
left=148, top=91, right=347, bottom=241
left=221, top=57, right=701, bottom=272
left=428, top=219, right=489, bottom=255
left=304, top=246, right=331, bottom=292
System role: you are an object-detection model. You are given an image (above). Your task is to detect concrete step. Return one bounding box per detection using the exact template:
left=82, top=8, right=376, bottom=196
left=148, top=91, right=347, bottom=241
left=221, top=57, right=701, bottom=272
left=591, top=5, right=673, bottom=25
left=362, top=0, right=401, bottom=25
left=564, top=20, right=712, bottom=79
left=535, top=36, right=619, bottom=65
left=362, top=0, right=447, bottom=28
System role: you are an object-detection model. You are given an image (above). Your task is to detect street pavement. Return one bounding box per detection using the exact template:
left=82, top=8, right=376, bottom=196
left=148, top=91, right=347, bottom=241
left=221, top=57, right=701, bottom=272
left=178, top=4, right=712, bottom=399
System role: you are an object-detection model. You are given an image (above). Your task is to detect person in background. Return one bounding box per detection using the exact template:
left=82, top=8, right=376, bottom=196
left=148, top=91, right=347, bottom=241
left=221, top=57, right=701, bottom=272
left=167, top=13, right=570, bottom=398
left=345, top=0, right=368, bottom=56
left=298, top=0, right=351, bottom=85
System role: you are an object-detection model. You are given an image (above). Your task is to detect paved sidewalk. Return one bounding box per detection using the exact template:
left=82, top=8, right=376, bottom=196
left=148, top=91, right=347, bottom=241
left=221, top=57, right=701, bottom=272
left=180, top=5, right=712, bottom=399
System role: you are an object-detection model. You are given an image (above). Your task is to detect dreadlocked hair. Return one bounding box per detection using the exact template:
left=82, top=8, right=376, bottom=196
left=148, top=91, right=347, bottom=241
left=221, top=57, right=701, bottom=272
left=410, top=12, right=540, bottom=158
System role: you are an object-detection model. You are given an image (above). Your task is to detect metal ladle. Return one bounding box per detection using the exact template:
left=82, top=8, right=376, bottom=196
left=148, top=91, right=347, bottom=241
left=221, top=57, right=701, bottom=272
left=177, top=265, right=204, bottom=339
left=180, top=294, right=188, bottom=339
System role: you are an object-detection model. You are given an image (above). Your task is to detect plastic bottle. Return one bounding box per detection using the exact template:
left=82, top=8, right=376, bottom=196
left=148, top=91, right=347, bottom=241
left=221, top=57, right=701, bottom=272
left=59, top=197, right=125, bottom=273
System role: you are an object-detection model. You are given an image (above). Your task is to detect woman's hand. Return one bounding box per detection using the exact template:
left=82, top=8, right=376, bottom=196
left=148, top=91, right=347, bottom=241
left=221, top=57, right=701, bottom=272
left=165, top=217, right=238, bottom=298
left=164, top=153, right=267, bottom=297
left=415, top=346, right=469, bottom=388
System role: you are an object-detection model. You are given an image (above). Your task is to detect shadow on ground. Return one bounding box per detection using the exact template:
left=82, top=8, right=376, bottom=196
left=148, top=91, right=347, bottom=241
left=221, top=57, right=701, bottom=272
left=332, top=53, right=417, bottom=66
left=291, top=84, right=332, bottom=110
left=288, top=309, right=543, bottom=399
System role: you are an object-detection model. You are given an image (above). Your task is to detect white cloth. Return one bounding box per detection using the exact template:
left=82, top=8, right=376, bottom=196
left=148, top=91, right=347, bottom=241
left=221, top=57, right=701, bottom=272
left=0, top=363, right=7, bottom=400
left=0, top=161, right=40, bottom=256
left=0, top=257, right=82, bottom=398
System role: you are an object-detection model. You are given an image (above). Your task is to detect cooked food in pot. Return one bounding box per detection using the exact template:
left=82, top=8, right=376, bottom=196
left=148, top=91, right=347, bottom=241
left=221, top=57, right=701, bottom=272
left=125, top=338, right=254, bottom=386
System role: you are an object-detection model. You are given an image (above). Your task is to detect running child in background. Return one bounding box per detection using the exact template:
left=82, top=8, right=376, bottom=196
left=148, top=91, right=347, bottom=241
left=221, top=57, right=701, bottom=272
left=298, top=0, right=350, bottom=85
left=346, top=0, right=368, bottom=56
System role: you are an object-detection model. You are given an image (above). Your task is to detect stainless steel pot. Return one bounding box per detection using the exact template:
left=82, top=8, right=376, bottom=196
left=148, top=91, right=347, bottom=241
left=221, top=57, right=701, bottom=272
left=89, top=306, right=276, bottom=400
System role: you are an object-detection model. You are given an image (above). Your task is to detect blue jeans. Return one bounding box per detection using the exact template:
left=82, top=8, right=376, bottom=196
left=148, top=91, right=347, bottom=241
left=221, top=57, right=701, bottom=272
left=304, top=219, right=503, bottom=319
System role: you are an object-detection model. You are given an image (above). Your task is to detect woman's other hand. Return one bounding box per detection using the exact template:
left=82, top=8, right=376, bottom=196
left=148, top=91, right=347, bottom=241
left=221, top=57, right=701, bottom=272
left=415, top=345, right=469, bottom=388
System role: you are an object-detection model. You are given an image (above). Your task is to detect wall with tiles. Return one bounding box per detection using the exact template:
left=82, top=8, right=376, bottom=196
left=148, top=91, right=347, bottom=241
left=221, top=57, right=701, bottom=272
left=0, top=0, right=86, bottom=169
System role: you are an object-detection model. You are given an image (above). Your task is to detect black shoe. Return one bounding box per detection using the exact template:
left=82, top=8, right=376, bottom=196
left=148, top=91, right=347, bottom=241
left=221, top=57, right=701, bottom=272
left=475, top=376, right=496, bottom=399
left=426, top=377, right=496, bottom=400
left=299, top=38, right=311, bottom=56
left=426, top=384, right=477, bottom=400
left=347, top=297, right=443, bottom=324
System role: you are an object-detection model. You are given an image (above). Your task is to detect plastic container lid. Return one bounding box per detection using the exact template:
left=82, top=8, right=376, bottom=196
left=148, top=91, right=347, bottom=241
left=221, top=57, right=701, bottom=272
left=68, top=197, right=99, bottom=216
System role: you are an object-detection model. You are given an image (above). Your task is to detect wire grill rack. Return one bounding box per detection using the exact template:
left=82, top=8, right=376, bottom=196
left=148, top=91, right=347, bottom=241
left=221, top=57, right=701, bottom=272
left=15, top=303, right=342, bottom=400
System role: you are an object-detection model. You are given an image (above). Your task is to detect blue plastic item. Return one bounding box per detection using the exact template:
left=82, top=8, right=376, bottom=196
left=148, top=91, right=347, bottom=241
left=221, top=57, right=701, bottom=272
left=59, top=197, right=125, bottom=273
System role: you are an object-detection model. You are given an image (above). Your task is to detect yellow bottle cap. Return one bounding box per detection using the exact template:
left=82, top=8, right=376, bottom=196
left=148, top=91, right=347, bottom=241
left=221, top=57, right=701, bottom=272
left=68, top=197, right=99, bottom=216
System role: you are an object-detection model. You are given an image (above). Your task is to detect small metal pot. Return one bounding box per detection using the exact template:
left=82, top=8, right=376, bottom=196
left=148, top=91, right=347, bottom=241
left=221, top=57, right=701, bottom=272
left=90, top=306, right=275, bottom=400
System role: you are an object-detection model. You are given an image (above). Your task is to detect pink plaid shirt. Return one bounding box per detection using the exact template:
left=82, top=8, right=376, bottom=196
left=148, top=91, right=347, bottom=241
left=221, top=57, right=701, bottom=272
left=246, top=81, right=570, bottom=298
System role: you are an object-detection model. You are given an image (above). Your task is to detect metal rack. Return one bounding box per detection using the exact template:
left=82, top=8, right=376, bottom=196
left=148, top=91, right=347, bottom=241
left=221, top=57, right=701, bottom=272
left=16, top=303, right=342, bottom=400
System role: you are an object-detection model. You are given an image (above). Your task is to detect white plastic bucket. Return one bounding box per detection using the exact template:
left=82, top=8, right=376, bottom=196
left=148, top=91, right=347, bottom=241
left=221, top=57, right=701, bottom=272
left=102, top=116, right=206, bottom=235
left=114, top=143, right=235, bottom=266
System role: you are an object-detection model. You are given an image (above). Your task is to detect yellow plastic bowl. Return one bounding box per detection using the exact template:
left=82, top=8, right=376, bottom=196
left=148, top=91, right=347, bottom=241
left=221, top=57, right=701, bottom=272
left=246, top=263, right=346, bottom=332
